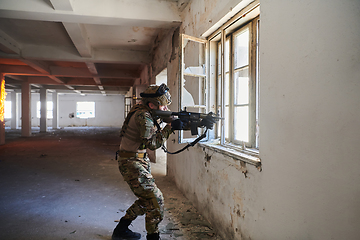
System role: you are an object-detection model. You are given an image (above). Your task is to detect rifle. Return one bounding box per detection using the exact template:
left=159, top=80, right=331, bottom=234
left=152, top=109, right=223, bottom=135
left=152, top=109, right=223, bottom=154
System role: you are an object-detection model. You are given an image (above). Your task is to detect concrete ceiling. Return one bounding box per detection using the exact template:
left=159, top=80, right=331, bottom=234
left=0, top=0, right=189, bottom=95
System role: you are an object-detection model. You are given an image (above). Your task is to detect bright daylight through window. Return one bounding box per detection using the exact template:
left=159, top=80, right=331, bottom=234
left=215, top=16, right=259, bottom=152
left=180, top=2, right=260, bottom=165
left=76, top=102, right=95, bottom=119
left=37, top=101, right=53, bottom=119
left=5, top=101, right=11, bottom=119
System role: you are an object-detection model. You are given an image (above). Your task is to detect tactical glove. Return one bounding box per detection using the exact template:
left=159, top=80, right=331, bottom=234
left=201, top=113, right=217, bottom=129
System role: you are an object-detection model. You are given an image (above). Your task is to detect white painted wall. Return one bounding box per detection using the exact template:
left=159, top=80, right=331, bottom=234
left=58, top=94, right=124, bottom=127
left=5, top=93, right=125, bottom=128
left=163, top=0, right=360, bottom=239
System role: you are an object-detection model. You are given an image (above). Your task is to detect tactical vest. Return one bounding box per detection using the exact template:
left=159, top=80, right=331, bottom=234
left=120, top=104, right=153, bottom=143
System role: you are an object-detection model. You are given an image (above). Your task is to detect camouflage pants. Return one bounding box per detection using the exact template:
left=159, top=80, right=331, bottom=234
left=118, top=157, right=164, bottom=234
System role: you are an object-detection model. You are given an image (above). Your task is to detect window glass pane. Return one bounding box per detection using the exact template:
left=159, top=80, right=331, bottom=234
left=37, top=101, right=53, bottom=119
left=77, top=102, right=95, bottom=119
left=217, top=43, right=221, bottom=75
left=181, top=75, right=206, bottom=107
left=47, top=101, right=53, bottom=118
left=225, top=38, right=230, bottom=73
left=181, top=34, right=206, bottom=144
left=234, top=67, right=249, bottom=105
left=37, top=101, right=40, bottom=118
left=234, top=28, right=249, bottom=69
left=225, top=106, right=229, bottom=139
left=224, top=73, right=230, bottom=106
left=182, top=76, right=197, bottom=107
left=234, top=106, right=249, bottom=142
left=217, top=75, right=221, bottom=106
left=5, top=101, right=11, bottom=118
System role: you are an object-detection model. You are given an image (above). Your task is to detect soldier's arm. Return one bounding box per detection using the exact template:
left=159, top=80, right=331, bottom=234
left=136, top=111, right=172, bottom=150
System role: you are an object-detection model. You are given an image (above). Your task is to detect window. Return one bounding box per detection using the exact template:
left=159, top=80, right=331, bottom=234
left=4, top=101, right=11, bottom=119
left=215, top=15, right=259, bottom=151
left=37, top=101, right=53, bottom=119
left=76, top=102, right=95, bottom=119
left=180, top=2, right=261, bottom=166
left=212, top=4, right=260, bottom=160
left=216, top=20, right=259, bottom=149
left=179, top=34, right=207, bottom=143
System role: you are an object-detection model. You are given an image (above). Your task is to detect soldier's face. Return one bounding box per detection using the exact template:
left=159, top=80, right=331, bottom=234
left=148, top=102, right=168, bottom=111
left=158, top=105, right=168, bottom=111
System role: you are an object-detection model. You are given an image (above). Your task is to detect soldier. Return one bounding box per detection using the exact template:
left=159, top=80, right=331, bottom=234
left=112, top=84, right=185, bottom=240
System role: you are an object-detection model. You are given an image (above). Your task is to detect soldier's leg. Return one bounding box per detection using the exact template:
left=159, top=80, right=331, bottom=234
left=119, top=159, right=164, bottom=234
left=112, top=159, right=146, bottom=240
left=144, top=186, right=164, bottom=234
left=118, top=159, right=147, bottom=220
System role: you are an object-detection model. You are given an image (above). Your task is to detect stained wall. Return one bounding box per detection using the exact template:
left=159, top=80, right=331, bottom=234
left=153, top=0, right=360, bottom=239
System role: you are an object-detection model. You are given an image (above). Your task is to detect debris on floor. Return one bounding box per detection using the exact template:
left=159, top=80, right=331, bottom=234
left=156, top=175, right=223, bottom=240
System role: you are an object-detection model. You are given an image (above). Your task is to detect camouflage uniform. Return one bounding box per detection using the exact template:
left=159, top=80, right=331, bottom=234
left=118, top=104, right=173, bottom=234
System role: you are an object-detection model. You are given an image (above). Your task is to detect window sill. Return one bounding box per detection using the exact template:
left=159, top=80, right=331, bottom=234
left=198, top=140, right=261, bottom=170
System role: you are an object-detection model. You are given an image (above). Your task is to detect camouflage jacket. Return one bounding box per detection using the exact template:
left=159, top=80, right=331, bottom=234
left=119, top=104, right=173, bottom=152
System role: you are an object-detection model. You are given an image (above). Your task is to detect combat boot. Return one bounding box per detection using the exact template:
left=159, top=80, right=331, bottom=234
left=146, top=232, right=160, bottom=240
left=112, top=218, right=141, bottom=240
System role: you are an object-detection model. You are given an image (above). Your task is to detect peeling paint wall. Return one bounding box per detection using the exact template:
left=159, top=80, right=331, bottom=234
left=153, top=0, right=360, bottom=239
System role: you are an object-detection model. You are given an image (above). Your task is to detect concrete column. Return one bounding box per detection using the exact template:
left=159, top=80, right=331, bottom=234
left=52, top=91, right=59, bottom=129
left=0, top=74, right=5, bottom=145
left=40, top=88, right=47, bottom=132
left=21, top=81, right=31, bottom=137
left=10, top=91, right=18, bottom=129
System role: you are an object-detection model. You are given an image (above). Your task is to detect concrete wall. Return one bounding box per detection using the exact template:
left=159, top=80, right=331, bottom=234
left=159, top=0, right=360, bottom=239
left=5, top=92, right=125, bottom=128
left=57, top=94, right=124, bottom=127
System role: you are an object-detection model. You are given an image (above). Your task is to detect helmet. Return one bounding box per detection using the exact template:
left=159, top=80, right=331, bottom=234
left=140, top=83, right=171, bottom=106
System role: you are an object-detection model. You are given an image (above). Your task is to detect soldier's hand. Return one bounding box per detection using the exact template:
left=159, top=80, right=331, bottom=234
left=201, top=113, right=217, bottom=129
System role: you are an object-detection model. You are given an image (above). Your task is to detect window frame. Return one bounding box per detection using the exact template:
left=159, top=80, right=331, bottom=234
left=214, top=18, right=260, bottom=160
left=179, top=34, right=208, bottom=144
left=196, top=2, right=261, bottom=167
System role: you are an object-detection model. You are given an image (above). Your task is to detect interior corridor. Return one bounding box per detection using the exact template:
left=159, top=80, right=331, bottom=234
left=0, top=127, right=222, bottom=240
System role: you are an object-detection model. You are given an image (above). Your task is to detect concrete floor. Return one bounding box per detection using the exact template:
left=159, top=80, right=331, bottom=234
left=0, top=127, right=221, bottom=240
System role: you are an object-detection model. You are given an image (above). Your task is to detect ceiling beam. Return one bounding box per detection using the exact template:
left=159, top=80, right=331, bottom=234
left=27, top=76, right=134, bottom=87
left=64, top=84, right=81, bottom=94
left=28, top=76, right=54, bottom=84
left=12, top=45, right=151, bottom=64
left=0, top=29, right=21, bottom=55
left=85, top=62, right=104, bottom=94
left=86, top=62, right=98, bottom=75
left=50, top=66, right=140, bottom=79
left=0, top=65, right=141, bottom=79
left=6, top=75, right=26, bottom=81
left=0, top=0, right=181, bottom=28
left=0, top=65, right=41, bottom=75
left=20, top=59, right=50, bottom=74
left=63, top=23, right=92, bottom=58
left=66, top=78, right=134, bottom=86
left=5, top=83, right=17, bottom=88
left=19, top=59, right=65, bottom=84
left=49, top=0, right=73, bottom=11
left=86, top=63, right=101, bottom=83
